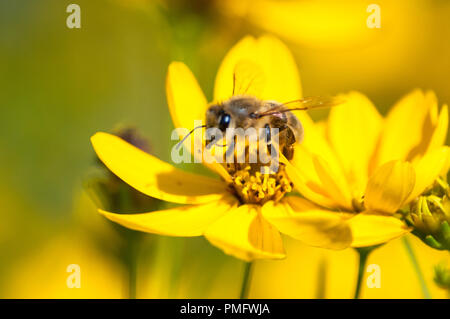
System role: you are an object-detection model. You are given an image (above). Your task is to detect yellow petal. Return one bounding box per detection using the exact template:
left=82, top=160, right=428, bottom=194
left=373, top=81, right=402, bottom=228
left=98, top=196, right=236, bottom=237
left=166, top=62, right=231, bottom=182
left=214, top=35, right=302, bottom=103
left=365, top=161, right=415, bottom=214
left=262, top=197, right=352, bottom=250
left=349, top=212, right=411, bottom=247
left=406, top=146, right=450, bottom=203
left=327, top=91, right=382, bottom=198
left=374, top=90, right=435, bottom=166
left=91, top=132, right=227, bottom=204
left=313, top=155, right=353, bottom=209
left=286, top=111, right=352, bottom=210
left=282, top=152, right=339, bottom=209
left=298, top=112, right=340, bottom=165
left=403, top=99, right=448, bottom=161
left=231, top=59, right=266, bottom=97
left=426, top=104, right=448, bottom=153
left=204, top=204, right=286, bottom=261
left=166, top=62, right=208, bottom=130
left=284, top=148, right=353, bottom=210
left=441, top=147, right=450, bottom=177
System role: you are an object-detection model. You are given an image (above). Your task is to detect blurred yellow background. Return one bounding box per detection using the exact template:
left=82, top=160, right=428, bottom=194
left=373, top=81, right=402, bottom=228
left=1, top=0, right=449, bottom=298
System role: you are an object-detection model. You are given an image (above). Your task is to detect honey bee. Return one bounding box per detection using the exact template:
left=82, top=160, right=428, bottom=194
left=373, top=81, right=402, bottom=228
left=176, top=61, right=340, bottom=161
left=204, top=62, right=340, bottom=160
left=205, top=95, right=341, bottom=160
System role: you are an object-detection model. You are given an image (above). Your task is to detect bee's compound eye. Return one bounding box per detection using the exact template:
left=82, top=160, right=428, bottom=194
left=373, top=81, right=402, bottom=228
left=218, top=112, right=231, bottom=131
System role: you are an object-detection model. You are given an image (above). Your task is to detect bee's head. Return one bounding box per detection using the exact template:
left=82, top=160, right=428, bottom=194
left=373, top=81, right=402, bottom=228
left=206, top=104, right=232, bottom=132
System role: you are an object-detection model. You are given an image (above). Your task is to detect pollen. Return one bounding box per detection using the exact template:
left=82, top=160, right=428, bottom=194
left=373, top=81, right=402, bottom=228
left=227, top=163, right=293, bottom=205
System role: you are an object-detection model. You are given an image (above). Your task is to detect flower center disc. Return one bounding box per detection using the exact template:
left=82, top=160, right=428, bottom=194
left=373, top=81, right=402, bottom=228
left=227, top=163, right=293, bottom=205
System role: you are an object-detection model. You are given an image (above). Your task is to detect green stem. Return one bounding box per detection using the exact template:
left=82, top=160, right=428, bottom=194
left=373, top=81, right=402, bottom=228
left=402, top=236, right=431, bottom=299
left=240, top=262, right=253, bottom=299
left=118, top=183, right=138, bottom=299
left=127, top=235, right=138, bottom=299
left=354, top=248, right=370, bottom=299
left=315, top=257, right=327, bottom=299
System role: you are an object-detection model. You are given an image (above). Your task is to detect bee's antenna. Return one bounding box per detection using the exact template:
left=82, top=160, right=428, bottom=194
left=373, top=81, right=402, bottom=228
left=232, top=72, right=236, bottom=96
left=205, top=136, right=227, bottom=150
left=175, top=125, right=206, bottom=150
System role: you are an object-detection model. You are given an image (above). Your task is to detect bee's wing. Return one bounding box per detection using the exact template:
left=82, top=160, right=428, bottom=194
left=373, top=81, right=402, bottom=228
left=256, top=96, right=342, bottom=118
left=283, top=96, right=343, bottom=110
left=232, top=60, right=265, bottom=97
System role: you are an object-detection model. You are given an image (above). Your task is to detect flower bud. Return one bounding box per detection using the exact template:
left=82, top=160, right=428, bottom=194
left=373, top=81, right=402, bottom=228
left=406, top=178, right=450, bottom=251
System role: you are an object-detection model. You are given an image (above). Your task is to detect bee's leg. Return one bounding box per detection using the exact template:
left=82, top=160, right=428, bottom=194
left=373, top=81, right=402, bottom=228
left=261, top=123, right=271, bottom=156
left=281, top=128, right=295, bottom=160
left=264, top=123, right=272, bottom=144
left=283, top=145, right=294, bottom=160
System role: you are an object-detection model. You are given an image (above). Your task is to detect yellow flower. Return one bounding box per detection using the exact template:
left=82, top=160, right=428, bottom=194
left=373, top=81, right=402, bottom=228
left=91, top=35, right=354, bottom=262
left=283, top=89, right=449, bottom=247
